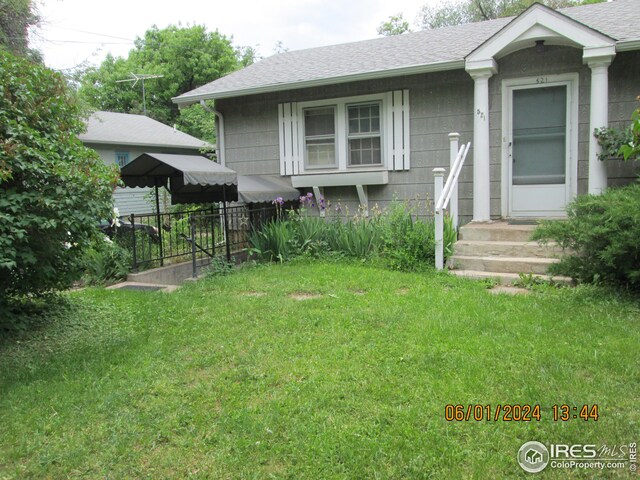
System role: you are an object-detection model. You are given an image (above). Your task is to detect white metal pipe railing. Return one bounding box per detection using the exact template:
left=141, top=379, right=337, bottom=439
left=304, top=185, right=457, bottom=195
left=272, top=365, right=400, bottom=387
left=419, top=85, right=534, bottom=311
left=434, top=138, right=471, bottom=270
left=436, top=142, right=471, bottom=213
left=448, top=133, right=460, bottom=229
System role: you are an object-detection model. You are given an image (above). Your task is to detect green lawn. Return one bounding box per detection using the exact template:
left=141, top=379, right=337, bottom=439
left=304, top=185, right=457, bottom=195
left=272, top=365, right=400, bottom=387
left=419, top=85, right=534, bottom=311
left=1, top=261, right=638, bottom=479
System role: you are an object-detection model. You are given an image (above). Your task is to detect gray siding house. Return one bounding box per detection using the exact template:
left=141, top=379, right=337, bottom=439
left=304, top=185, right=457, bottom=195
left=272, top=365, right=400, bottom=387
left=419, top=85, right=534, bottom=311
left=79, top=111, right=209, bottom=214
left=173, top=0, right=639, bottom=225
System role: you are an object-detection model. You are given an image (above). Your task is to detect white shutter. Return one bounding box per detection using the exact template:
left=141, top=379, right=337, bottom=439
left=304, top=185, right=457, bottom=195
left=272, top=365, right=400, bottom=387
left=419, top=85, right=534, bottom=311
left=278, top=102, right=300, bottom=176
left=386, top=89, right=410, bottom=171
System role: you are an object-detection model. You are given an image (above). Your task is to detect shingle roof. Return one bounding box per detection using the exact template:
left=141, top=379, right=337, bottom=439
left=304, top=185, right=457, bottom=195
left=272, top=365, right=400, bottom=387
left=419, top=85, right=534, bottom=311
left=174, top=0, right=639, bottom=103
left=79, top=111, right=209, bottom=150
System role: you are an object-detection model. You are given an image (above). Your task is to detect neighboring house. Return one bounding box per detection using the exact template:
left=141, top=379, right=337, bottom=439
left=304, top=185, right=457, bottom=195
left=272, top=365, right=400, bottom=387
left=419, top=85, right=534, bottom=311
left=173, top=0, right=640, bottom=224
left=79, top=111, right=210, bottom=215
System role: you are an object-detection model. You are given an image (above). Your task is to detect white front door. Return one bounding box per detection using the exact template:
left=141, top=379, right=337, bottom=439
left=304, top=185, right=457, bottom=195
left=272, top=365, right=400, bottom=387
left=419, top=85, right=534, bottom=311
left=505, top=77, right=577, bottom=218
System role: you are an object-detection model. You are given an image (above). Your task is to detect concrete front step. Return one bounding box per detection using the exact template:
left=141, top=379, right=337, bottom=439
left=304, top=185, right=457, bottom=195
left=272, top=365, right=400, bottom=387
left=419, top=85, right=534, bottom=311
left=451, top=255, right=559, bottom=275
left=451, top=270, right=572, bottom=286
left=459, top=222, right=537, bottom=243
left=454, top=240, right=563, bottom=258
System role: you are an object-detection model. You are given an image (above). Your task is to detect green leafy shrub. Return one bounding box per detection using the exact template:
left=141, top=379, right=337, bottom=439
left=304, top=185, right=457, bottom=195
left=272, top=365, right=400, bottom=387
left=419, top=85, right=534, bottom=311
left=0, top=48, right=119, bottom=312
left=380, top=201, right=456, bottom=271
left=204, top=256, right=236, bottom=277
left=619, top=98, right=640, bottom=161
left=380, top=201, right=434, bottom=271
left=81, top=236, right=131, bottom=286
left=532, top=183, right=640, bottom=289
left=594, top=98, right=640, bottom=162
left=593, top=126, right=632, bottom=161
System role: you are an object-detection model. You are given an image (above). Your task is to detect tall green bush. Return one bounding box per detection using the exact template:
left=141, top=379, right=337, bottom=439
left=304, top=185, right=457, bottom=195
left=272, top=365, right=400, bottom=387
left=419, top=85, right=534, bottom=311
left=532, top=183, right=640, bottom=289
left=0, top=49, right=119, bottom=308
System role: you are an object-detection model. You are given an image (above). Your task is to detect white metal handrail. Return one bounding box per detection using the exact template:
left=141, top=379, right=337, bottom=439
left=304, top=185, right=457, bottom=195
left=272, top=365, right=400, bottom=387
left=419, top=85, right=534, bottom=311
left=436, top=142, right=471, bottom=213
left=434, top=140, right=471, bottom=270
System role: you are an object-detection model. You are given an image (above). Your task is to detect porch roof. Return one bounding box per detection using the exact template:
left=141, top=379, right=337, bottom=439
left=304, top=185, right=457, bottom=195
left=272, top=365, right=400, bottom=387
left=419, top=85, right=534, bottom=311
left=237, top=175, right=300, bottom=204
left=173, top=0, right=639, bottom=104
left=120, top=153, right=238, bottom=204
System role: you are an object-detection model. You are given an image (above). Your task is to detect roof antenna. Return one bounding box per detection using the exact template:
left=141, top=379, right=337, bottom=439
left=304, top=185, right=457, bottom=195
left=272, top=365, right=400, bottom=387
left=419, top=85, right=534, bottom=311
left=116, top=73, right=164, bottom=116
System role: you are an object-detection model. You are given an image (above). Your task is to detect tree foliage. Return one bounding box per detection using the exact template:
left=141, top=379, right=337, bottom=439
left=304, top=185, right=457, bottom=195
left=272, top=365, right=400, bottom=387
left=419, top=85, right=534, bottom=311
left=0, top=48, right=119, bottom=309
left=0, top=0, right=40, bottom=59
left=417, top=0, right=604, bottom=30
left=78, top=25, right=252, bottom=142
left=377, top=13, right=412, bottom=36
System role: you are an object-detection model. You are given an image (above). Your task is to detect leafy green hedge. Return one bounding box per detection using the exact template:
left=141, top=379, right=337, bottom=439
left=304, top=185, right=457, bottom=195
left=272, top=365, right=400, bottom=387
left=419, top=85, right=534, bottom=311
left=0, top=49, right=118, bottom=309
left=532, top=182, right=640, bottom=289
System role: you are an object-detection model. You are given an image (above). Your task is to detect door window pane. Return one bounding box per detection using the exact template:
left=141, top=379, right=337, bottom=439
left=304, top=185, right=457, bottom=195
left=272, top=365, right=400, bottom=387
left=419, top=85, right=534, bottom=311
left=512, top=86, right=566, bottom=185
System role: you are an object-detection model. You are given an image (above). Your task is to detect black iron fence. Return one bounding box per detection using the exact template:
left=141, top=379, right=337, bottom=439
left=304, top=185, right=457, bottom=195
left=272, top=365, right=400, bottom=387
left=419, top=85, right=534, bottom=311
left=109, top=204, right=279, bottom=274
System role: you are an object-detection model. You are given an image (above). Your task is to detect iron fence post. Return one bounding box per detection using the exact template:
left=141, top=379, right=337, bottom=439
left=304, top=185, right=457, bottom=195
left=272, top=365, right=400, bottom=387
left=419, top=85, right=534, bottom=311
left=223, top=187, right=231, bottom=262
left=155, top=184, right=164, bottom=267
left=210, top=206, right=216, bottom=256
left=190, top=213, right=197, bottom=278
left=130, top=213, right=137, bottom=272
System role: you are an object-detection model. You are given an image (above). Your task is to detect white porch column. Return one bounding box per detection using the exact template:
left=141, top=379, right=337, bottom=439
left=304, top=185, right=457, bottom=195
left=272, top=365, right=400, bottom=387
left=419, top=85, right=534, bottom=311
left=468, top=64, right=496, bottom=222
left=586, top=53, right=614, bottom=194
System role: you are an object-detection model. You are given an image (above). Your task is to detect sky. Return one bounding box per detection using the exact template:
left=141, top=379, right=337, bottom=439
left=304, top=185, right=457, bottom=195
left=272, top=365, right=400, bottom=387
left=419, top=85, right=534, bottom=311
left=31, top=0, right=441, bottom=71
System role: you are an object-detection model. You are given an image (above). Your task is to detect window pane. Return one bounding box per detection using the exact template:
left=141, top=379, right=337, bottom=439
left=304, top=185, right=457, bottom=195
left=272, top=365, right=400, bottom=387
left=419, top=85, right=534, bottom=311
left=306, top=138, right=335, bottom=167
left=305, top=107, right=336, bottom=167
left=305, top=107, right=335, bottom=136
left=349, top=137, right=381, bottom=166
left=116, top=152, right=129, bottom=167
left=348, top=103, right=380, bottom=134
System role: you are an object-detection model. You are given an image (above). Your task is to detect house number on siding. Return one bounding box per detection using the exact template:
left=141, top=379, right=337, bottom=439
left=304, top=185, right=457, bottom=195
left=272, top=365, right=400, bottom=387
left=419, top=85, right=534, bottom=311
left=536, top=76, right=549, bottom=84
left=476, top=109, right=486, bottom=120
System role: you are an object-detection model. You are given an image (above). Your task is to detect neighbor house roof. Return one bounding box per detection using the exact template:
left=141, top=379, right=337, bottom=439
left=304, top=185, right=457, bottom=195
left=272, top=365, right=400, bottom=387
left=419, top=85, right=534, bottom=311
left=79, top=111, right=210, bottom=150
left=173, top=0, right=640, bottom=104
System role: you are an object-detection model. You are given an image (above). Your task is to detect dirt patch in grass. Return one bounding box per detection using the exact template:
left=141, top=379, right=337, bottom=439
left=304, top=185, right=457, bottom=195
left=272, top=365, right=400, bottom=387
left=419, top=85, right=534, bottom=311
left=489, top=286, right=530, bottom=295
left=350, top=289, right=367, bottom=296
left=239, top=291, right=267, bottom=298
left=288, top=292, right=323, bottom=301
left=395, top=287, right=410, bottom=295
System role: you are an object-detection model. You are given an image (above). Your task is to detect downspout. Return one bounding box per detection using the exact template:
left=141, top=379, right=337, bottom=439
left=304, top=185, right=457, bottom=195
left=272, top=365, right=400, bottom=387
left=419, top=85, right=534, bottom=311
left=200, top=100, right=225, bottom=167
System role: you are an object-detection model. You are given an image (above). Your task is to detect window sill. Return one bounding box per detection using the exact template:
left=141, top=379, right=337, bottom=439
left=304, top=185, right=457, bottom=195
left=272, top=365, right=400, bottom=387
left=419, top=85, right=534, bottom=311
left=291, top=170, right=389, bottom=188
